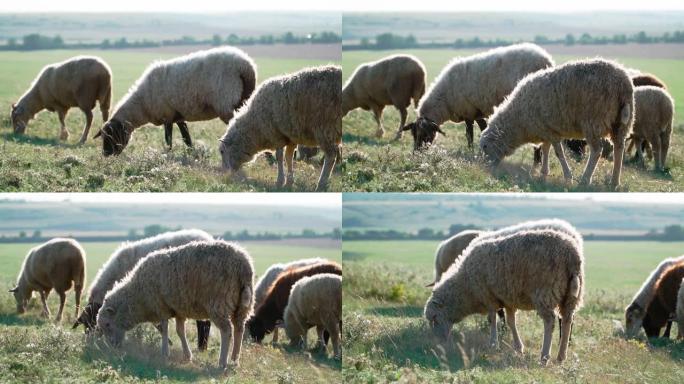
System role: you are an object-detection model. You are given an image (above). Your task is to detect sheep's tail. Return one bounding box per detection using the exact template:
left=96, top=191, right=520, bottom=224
left=563, top=272, right=583, bottom=313
left=412, top=76, right=426, bottom=108
left=99, top=80, right=112, bottom=122
left=237, top=66, right=257, bottom=108
left=238, top=283, right=253, bottom=318
left=73, top=260, right=85, bottom=291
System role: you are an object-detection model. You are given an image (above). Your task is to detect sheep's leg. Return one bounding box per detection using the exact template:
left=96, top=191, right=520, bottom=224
left=660, top=128, right=671, bottom=171
left=610, top=136, right=625, bottom=188
left=272, top=326, right=279, bottom=344
left=488, top=310, right=498, bottom=348
left=371, top=105, right=385, bottom=138
left=539, top=312, right=555, bottom=366
left=394, top=107, right=408, bottom=139
left=196, top=320, right=211, bottom=352
left=275, top=148, right=285, bottom=187
left=539, top=142, right=551, bottom=180
left=650, top=135, right=663, bottom=172
left=664, top=320, right=672, bottom=339
left=57, top=109, right=69, bottom=141
left=465, top=120, right=475, bottom=148
left=330, top=321, right=342, bottom=360
left=164, top=123, right=173, bottom=148
left=475, top=118, right=487, bottom=131
left=284, top=144, right=296, bottom=188
left=217, top=322, right=233, bottom=368
left=176, top=121, right=193, bottom=147
left=505, top=308, right=524, bottom=353
left=74, top=284, right=82, bottom=319
left=634, top=138, right=645, bottom=166
left=55, top=290, right=66, bottom=322
left=316, top=325, right=326, bottom=353
left=316, top=147, right=337, bottom=192
left=579, top=139, right=602, bottom=186
left=39, top=290, right=51, bottom=318
left=160, top=319, right=170, bottom=358
left=78, top=109, right=93, bottom=145
left=175, top=317, right=192, bottom=361
left=557, top=312, right=574, bottom=362
left=230, top=317, right=244, bottom=365
left=551, top=142, right=573, bottom=183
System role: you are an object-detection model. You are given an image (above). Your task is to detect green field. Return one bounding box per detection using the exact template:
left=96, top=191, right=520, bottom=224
left=0, top=240, right=342, bottom=383
left=0, top=48, right=341, bottom=192
left=342, top=239, right=684, bottom=383
left=342, top=47, right=684, bottom=192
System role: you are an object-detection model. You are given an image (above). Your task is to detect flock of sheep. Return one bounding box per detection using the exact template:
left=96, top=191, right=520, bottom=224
left=9, top=229, right=343, bottom=369
left=423, top=219, right=684, bottom=366
left=9, top=47, right=342, bottom=191
left=343, top=43, right=675, bottom=188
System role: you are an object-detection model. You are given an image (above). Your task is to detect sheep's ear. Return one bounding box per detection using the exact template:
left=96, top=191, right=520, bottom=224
left=93, top=129, right=103, bottom=139
left=11, top=103, right=16, bottom=110
left=8, top=287, right=17, bottom=293
left=402, top=122, right=415, bottom=132
left=72, top=320, right=81, bottom=329
left=425, top=281, right=435, bottom=288
left=435, top=126, right=446, bottom=136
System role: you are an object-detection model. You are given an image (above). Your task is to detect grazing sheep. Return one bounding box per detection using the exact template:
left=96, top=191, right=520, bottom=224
left=74, top=229, right=213, bottom=332
left=677, top=279, right=684, bottom=340
left=97, top=240, right=254, bottom=368
left=10, top=238, right=86, bottom=322
left=425, top=229, right=584, bottom=365
left=11, top=56, right=111, bottom=143
left=95, top=47, right=256, bottom=156
left=640, top=261, right=684, bottom=339
left=402, top=43, right=553, bottom=150
left=427, top=230, right=485, bottom=287
left=284, top=273, right=342, bottom=359
left=624, top=255, right=684, bottom=337
left=247, top=261, right=342, bottom=343
left=629, top=86, right=674, bottom=172
left=480, top=59, right=634, bottom=188
left=219, top=65, right=342, bottom=191
left=342, top=54, right=426, bottom=138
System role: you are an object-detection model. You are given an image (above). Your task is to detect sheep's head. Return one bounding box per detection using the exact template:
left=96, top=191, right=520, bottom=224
left=624, top=303, right=644, bottom=337
left=479, top=127, right=506, bottom=166
left=246, top=316, right=268, bottom=343
left=402, top=117, right=445, bottom=151
left=95, top=120, right=131, bottom=156
left=72, top=302, right=102, bottom=332
left=218, top=135, right=251, bottom=173
left=96, top=304, right=127, bottom=346
left=10, top=103, right=29, bottom=134
left=424, top=296, right=451, bottom=343
left=8, top=286, right=27, bottom=314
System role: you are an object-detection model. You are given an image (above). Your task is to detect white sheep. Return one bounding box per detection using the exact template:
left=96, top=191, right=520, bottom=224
left=219, top=65, right=341, bottom=191
left=74, top=229, right=213, bottom=331
left=425, top=228, right=584, bottom=365
left=630, top=86, right=674, bottom=172
left=11, top=56, right=111, bottom=143
left=624, top=255, right=684, bottom=337
left=10, top=238, right=86, bottom=322
left=428, top=230, right=485, bottom=287
left=97, top=240, right=254, bottom=368
left=342, top=54, right=426, bottom=138
left=480, top=59, right=634, bottom=188
left=284, top=273, right=342, bottom=359
left=95, top=47, right=257, bottom=156
left=402, top=43, right=553, bottom=150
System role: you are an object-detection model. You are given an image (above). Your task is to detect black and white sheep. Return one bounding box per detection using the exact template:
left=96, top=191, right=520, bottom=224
left=11, top=56, right=111, bottom=143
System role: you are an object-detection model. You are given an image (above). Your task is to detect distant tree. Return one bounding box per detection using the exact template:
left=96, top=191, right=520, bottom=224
left=635, top=31, right=650, bottom=44
left=662, top=225, right=684, bottom=241
left=302, top=229, right=316, bottom=237
left=331, top=228, right=341, bottom=240
left=222, top=231, right=233, bottom=239
left=7, top=37, right=17, bottom=48
left=564, top=33, right=575, bottom=46
left=19, top=231, right=26, bottom=238
left=578, top=33, right=592, bottom=45
left=127, top=229, right=137, bottom=239
left=32, top=230, right=41, bottom=238
left=211, top=34, right=223, bottom=46
left=612, top=34, right=627, bottom=44
left=283, top=32, right=297, bottom=44
left=533, top=35, right=550, bottom=44
left=417, top=228, right=434, bottom=239
left=101, top=39, right=111, bottom=49
left=227, top=34, right=240, bottom=45
left=143, top=225, right=169, bottom=237
left=52, top=35, right=64, bottom=48
left=360, top=37, right=370, bottom=48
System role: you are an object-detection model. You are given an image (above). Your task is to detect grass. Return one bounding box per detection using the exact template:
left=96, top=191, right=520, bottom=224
left=342, top=240, right=684, bottom=383
left=341, top=48, right=684, bottom=192
left=0, top=241, right=342, bottom=383
left=0, top=49, right=341, bottom=192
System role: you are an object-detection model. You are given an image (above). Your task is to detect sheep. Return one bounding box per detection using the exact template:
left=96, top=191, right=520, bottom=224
left=219, top=65, right=342, bottom=192
left=427, top=229, right=485, bottom=287
left=94, top=47, right=256, bottom=156
left=642, top=261, right=684, bottom=338
left=284, top=273, right=342, bottom=359
left=424, top=229, right=584, bottom=365
left=624, top=255, right=684, bottom=337
left=74, top=229, right=214, bottom=352
left=629, top=86, right=674, bottom=172
left=9, top=238, right=86, bottom=322
left=342, top=54, right=426, bottom=139
left=247, top=261, right=342, bottom=343
left=677, top=279, right=684, bottom=340
left=97, top=240, right=254, bottom=368
left=10, top=56, right=111, bottom=144
left=401, top=43, right=553, bottom=150
left=631, top=73, right=667, bottom=89
left=480, top=59, right=634, bottom=188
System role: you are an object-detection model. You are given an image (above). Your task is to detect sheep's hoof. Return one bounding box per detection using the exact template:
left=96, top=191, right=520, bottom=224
left=275, top=178, right=285, bottom=188
left=556, top=354, right=566, bottom=363
left=375, top=130, right=385, bottom=138
left=182, top=353, right=193, bottom=362
left=78, top=137, right=87, bottom=145
left=540, top=355, right=551, bottom=366
left=392, top=131, right=402, bottom=141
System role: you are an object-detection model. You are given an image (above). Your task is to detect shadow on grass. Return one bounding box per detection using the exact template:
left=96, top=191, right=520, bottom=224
left=0, top=312, right=46, bottom=327
left=342, top=251, right=367, bottom=262
left=277, top=343, right=342, bottom=370
left=2, top=133, right=63, bottom=147
left=648, top=336, right=684, bottom=361
left=366, top=305, right=424, bottom=318
left=342, top=132, right=386, bottom=146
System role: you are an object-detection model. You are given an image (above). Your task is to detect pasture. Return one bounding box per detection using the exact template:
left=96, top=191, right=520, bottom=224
left=341, top=46, right=684, bottom=192
left=342, top=239, right=684, bottom=383
left=0, top=45, right=341, bottom=192
left=0, top=239, right=342, bottom=383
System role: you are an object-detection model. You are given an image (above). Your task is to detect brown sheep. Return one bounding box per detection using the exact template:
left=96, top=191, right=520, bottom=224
left=11, top=56, right=111, bottom=144
left=643, top=261, right=684, bottom=338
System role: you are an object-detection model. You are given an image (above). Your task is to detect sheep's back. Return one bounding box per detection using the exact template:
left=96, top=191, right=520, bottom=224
left=287, top=273, right=342, bottom=326
left=25, top=239, right=85, bottom=285
left=634, top=86, right=674, bottom=135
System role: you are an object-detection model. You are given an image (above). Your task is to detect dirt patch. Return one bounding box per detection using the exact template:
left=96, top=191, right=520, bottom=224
left=544, top=43, right=684, bottom=60
left=131, top=43, right=340, bottom=61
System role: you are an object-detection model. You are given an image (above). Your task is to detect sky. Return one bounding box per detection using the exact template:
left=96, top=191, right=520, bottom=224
left=475, top=193, right=684, bottom=205
left=0, top=193, right=341, bottom=207
left=1, top=0, right=684, bottom=12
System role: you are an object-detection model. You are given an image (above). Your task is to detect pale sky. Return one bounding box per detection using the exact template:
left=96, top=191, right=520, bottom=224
left=0, top=193, right=341, bottom=207
left=473, top=193, right=684, bottom=205
left=1, top=0, right=684, bottom=12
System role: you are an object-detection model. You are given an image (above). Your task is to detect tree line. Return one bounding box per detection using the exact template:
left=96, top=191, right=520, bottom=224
left=344, top=30, right=684, bottom=51
left=344, top=224, right=684, bottom=242
left=1, top=31, right=341, bottom=51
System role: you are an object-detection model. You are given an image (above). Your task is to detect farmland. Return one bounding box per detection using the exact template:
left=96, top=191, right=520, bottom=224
left=0, top=44, right=341, bottom=192
left=0, top=239, right=342, bottom=383
left=342, top=239, right=684, bottom=383
left=341, top=45, right=684, bottom=192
